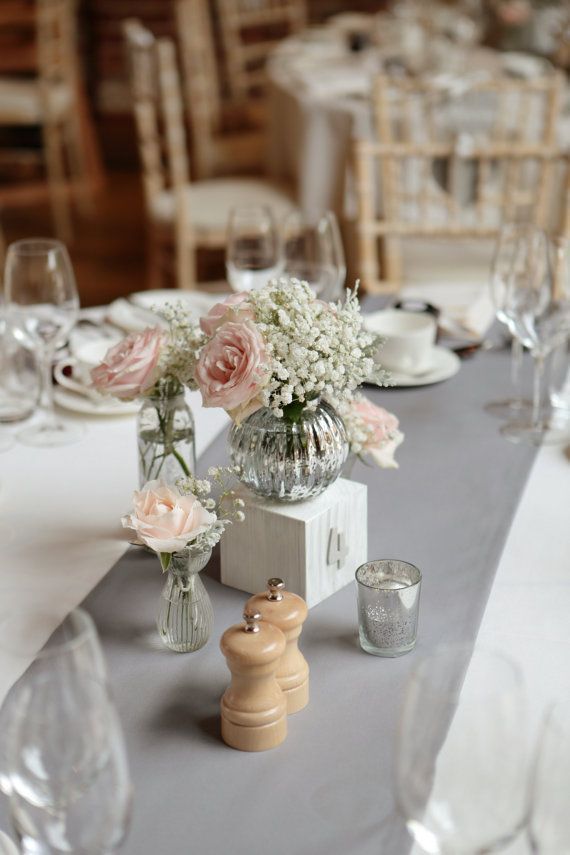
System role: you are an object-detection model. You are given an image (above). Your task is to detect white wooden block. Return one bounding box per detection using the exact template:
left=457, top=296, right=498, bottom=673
left=220, top=479, right=368, bottom=609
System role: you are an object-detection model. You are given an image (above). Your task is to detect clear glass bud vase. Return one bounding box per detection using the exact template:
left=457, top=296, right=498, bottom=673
left=156, top=548, right=214, bottom=653
left=137, top=387, right=196, bottom=487
left=229, top=399, right=348, bottom=502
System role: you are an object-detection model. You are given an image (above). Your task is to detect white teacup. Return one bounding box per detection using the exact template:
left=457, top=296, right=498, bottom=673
left=54, top=339, right=112, bottom=398
left=364, top=309, right=437, bottom=375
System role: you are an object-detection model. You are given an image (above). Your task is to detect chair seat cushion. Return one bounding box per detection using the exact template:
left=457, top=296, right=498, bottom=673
left=0, top=79, right=72, bottom=124
left=150, top=178, right=296, bottom=237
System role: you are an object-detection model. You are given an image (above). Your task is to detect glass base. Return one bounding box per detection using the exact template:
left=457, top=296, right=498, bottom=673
left=484, top=398, right=531, bottom=421
left=17, top=420, right=84, bottom=448
left=501, top=417, right=570, bottom=447
left=359, top=631, right=416, bottom=658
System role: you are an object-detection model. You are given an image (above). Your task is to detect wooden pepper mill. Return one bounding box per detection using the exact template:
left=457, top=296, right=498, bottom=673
left=220, top=609, right=287, bottom=752
left=246, top=578, right=309, bottom=715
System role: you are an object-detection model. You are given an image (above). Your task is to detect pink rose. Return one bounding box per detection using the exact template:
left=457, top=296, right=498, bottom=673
left=498, top=0, right=531, bottom=26
left=121, top=480, right=216, bottom=554
left=200, top=293, right=255, bottom=337
left=353, top=396, right=404, bottom=469
left=91, top=327, right=164, bottom=400
left=195, top=320, right=271, bottom=423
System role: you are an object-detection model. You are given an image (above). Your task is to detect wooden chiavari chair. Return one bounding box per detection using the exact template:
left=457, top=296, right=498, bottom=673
left=216, top=0, right=307, bottom=102
left=0, top=0, right=103, bottom=241
left=354, top=140, right=569, bottom=294
left=372, top=73, right=564, bottom=147
left=175, top=0, right=265, bottom=180
left=123, top=19, right=296, bottom=291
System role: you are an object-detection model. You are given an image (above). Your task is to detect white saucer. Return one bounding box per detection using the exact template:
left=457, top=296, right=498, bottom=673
left=130, top=290, right=223, bottom=315
left=377, top=345, right=461, bottom=387
left=54, top=387, right=139, bottom=417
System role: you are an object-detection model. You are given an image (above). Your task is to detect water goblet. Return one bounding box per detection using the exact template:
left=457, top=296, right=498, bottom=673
left=485, top=223, right=534, bottom=420
left=528, top=700, right=570, bottom=854
left=395, top=645, right=530, bottom=854
left=226, top=205, right=284, bottom=292
left=282, top=210, right=346, bottom=301
left=4, top=239, right=83, bottom=447
left=501, top=230, right=570, bottom=445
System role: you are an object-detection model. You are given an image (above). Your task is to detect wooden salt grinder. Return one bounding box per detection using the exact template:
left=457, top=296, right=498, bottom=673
left=220, top=609, right=287, bottom=752
left=246, top=578, right=309, bottom=714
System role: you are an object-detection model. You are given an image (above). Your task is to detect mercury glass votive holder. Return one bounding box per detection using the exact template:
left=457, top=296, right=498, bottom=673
left=356, top=559, right=422, bottom=657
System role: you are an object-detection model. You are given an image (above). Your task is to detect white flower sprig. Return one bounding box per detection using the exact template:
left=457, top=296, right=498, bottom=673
left=247, top=278, right=390, bottom=419
left=175, top=465, right=245, bottom=554
left=154, top=302, right=205, bottom=393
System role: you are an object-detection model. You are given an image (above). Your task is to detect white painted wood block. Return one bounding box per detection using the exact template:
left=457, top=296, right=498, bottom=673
left=220, top=479, right=368, bottom=609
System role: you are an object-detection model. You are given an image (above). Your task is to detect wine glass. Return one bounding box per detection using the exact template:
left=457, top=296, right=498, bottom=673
left=226, top=206, right=284, bottom=292
left=0, top=609, right=130, bottom=854
left=282, top=210, right=346, bottom=301
left=6, top=673, right=131, bottom=855
left=0, top=609, right=106, bottom=796
left=4, top=239, right=82, bottom=447
left=528, top=700, right=570, bottom=854
left=485, top=223, right=533, bottom=420
left=501, top=230, right=570, bottom=445
left=395, top=645, right=530, bottom=854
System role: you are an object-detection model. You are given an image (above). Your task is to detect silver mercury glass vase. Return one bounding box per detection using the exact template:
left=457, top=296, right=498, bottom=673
left=156, top=548, right=213, bottom=653
left=229, top=399, right=348, bottom=502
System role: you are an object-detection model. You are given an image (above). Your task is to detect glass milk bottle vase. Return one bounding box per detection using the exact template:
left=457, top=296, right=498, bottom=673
left=137, top=386, right=196, bottom=487
left=229, top=399, right=348, bottom=502
left=157, top=548, right=214, bottom=653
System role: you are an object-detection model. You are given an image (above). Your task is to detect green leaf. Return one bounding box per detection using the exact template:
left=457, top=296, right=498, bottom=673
left=159, top=552, right=172, bottom=572
left=282, top=399, right=306, bottom=424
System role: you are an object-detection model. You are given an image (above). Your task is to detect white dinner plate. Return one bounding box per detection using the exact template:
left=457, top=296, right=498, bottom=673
left=374, top=345, right=461, bottom=387
left=54, top=387, right=139, bottom=417
left=129, top=290, right=225, bottom=316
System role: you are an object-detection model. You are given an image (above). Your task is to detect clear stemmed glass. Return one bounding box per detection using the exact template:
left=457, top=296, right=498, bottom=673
left=0, top=609, right=131, bottom=854
left=395, top=645, right=530, bottom=855
left=485, top=223, right=533, bottom=420
left=501, top=230, right=570, bottom=446
left=226, top=205, right=284, bottom=292
left=282, top=210, right=346, bottom=301
left=4, top=239, right=82, bottom=447
left=528, top=700, right=570, bottom=854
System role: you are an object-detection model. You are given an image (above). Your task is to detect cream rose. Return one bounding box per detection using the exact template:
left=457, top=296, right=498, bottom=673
left=200, top=293, right=255, bottom=337
left=121, top=480, right=216, bottom=554
left=194, top=320, right=271, bottom=423
left=353, top=396, right=404, bottom=469
left=91, top=327, right=164, bottom=400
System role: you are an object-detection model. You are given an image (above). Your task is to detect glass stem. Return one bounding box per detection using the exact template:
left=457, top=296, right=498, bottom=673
left=511, top=336, right=523, bottom=400
left=531, top=351, right=544, bottom=431
left=41, top=348, right=57, bottom=428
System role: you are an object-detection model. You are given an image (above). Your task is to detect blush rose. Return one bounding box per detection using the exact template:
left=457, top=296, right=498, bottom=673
left=121, top=480, right=216, bottom=554
left=353, top=396, right=404, bottom=469
left=200, top=293, right=255, bottom=337
left=91, top=327, right=164, bottom=400
left=194, top=320, right=271, bottom=423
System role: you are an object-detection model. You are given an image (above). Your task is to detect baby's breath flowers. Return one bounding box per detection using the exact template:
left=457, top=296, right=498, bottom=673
left=194, top=278, right=391, bottom=425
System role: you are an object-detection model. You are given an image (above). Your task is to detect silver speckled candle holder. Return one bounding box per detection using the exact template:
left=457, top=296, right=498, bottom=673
left=356, top=559, right=421, bottom=657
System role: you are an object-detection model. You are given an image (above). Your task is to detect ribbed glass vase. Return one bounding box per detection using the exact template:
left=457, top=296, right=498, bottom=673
left=229, top=400, right=348, bottom=502
left=137, top=388, right=196, bottom=488
left=156, top=548, right=213, bottom=653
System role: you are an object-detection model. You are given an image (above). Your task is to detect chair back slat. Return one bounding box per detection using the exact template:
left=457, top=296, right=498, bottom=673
left=175, top=0, right=222, bottom=179
left=354, top=139, right=569, bottom=293
left=216, top=0, right=306, bottom=99
left=123, top=19, right=190, bottom=214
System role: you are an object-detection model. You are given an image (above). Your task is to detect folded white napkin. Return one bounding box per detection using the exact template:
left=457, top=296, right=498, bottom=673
left=106, top=298, right=169, bottom=334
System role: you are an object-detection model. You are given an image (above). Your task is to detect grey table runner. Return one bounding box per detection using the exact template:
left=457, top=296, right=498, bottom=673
left=1, top=341, right=538, bottom=855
